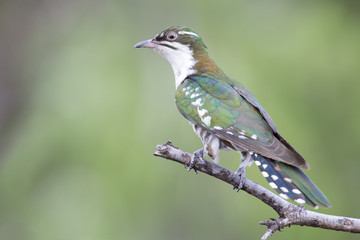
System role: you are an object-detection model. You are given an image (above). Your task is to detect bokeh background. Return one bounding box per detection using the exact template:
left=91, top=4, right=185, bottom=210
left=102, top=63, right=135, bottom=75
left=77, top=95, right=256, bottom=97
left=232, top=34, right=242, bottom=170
left=1, top=0, right=360, bottom=239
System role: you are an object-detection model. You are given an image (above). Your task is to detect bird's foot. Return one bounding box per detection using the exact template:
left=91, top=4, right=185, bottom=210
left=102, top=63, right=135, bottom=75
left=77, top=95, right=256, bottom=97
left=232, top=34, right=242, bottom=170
left=232, top=166, right=247, bottom=191
left=188, top=148, right=204, bottom=174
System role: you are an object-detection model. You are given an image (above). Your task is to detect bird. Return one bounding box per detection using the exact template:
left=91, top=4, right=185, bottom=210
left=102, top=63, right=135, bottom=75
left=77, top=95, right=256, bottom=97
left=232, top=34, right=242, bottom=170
left=134, top=26, right=331, bottom=208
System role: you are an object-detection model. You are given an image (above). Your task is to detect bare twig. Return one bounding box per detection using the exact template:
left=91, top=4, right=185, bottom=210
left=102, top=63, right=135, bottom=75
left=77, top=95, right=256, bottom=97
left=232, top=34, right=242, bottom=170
left=154, top=141, right=360, bottom=239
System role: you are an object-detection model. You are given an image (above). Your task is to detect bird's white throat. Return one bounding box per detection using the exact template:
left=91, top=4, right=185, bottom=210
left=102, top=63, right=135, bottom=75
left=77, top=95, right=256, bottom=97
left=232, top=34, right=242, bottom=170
left=154, top=42, right=198, bottom=88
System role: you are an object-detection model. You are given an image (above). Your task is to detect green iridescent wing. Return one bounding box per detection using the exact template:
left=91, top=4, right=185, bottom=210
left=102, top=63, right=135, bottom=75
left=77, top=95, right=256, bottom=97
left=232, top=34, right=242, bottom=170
left=175, top=75, right=309, bottom=169
left=232, top=81, right=309, bottom=169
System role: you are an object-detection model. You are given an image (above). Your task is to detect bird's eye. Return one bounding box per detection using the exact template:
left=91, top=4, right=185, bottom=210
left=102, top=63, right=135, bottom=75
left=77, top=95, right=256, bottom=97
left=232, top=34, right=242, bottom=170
left=167, top=32, right=178, bottom=41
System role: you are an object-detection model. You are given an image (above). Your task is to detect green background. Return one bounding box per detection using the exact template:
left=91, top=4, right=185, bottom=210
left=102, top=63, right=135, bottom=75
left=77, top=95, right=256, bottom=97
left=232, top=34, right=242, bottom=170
left=1, top=0, right=360, bottom=239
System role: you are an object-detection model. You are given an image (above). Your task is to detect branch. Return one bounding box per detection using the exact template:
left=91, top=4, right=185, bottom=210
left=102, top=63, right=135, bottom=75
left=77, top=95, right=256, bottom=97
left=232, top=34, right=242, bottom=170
left=154, top=141, right=360, bottom=239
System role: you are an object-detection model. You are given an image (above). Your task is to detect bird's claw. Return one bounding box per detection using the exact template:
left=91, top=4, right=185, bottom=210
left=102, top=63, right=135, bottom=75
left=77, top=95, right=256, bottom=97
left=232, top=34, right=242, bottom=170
left=233, top=167, right=246, bottom=191
left=188, top=156, right=198, bottom=174
left=188, top=148, right=204, bottom=174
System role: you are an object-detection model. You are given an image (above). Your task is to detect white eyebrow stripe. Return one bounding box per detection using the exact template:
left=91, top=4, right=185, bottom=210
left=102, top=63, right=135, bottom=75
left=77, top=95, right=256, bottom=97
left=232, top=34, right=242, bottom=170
left=178, top=31, right=199, bottom=37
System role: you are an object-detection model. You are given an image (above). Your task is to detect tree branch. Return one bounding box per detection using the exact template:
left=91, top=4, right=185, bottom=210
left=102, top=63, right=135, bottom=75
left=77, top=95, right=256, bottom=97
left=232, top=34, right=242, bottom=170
left=154, top=141, right=360, bottom=239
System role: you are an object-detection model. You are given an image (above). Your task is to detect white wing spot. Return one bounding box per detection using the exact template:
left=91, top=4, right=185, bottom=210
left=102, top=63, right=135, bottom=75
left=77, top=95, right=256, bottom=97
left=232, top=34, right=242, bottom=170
left=226, top=131, right=234, bottom=135
left=279, top=193, right=289, bottom=199
left=254, top=153, right=258, bottom=157
left=292, top=189, right=302, bottom=194
left=202, top=116, right=211, bottom=126
left=255, top=160, right=261, bottom=166
left=262, top=164, right=268, bottom=169
left=269, top=182, right=278, bottom=189
left=197, top=108, right=208, bottom=117
left=280, top=187, right=289, bottom=193
left=213, top=126, right=223, bottom=130
left=271, top=175, right=278, bottom=181
left=251, top=134, right=257, bottom=140
left=295, top=199, right=306, bottom=204
left=191, top=98, right=203, bottom=107
left=261, top=171, right=269, bottom=178
left=240, top=130, right=246, bottom=135
left=238, top=135, right=247, bottom=139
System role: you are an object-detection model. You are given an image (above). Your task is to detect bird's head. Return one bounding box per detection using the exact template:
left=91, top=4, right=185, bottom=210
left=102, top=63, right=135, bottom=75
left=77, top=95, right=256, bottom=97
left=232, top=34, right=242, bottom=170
left=135, top=26, right=222, bottom=88
left=134, top=26, right=207, bottom=56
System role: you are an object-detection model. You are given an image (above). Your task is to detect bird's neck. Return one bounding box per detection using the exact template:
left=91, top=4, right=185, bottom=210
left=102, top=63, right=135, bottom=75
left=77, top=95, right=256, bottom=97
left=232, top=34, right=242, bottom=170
left=193, top=51, right=227, bottom=79
left=169, top=48, right=226, bottom=89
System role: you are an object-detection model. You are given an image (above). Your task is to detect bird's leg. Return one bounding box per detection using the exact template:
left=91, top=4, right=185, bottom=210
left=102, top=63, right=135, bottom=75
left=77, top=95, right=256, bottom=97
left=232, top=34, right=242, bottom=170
left=188, top=148, right=204, bottom=174
left=233, top=152, right=252, bottom=191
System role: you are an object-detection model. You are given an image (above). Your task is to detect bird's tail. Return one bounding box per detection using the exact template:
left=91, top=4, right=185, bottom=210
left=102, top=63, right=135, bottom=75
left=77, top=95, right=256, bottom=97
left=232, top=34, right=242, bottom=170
left=252, top=153, right=331, bottom=208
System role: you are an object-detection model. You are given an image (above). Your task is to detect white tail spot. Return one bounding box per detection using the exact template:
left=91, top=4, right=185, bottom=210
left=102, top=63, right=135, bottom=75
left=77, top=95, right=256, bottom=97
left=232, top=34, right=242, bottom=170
left=269, top=182, right=277, bottom=189
left=292, top=189, right=302, bottom=194
left=271, top=175, right=278, bottom=181
left=279, top=193, right=289, bottom=199
left=284, top=177, right=292, bottom=183
left=295, top=198, right=306, bottom=204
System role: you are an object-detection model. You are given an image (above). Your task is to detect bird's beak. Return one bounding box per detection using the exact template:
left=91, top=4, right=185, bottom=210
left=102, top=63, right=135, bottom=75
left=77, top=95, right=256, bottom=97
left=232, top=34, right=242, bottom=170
left=134, top=39, right=157, bottom=49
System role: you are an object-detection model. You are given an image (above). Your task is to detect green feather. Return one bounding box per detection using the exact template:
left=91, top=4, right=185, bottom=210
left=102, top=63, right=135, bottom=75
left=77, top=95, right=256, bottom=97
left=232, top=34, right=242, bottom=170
left=277, top=162, right=331, bottom=208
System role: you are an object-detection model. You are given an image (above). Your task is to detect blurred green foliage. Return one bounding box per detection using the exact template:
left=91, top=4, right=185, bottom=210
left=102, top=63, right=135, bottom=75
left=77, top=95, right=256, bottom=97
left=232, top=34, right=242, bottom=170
left=0, top=0, right=360, bottom=239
